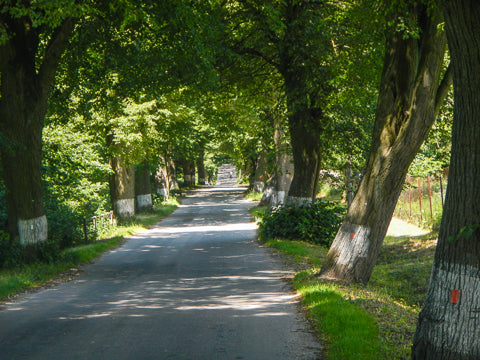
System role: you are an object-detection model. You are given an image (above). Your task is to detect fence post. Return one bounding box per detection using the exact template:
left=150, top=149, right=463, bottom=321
left=408, top=177, right=412, bottom=218
left=427, top=175, right=433, bottom=223
left=83, top=218, right=88, bottom=243
left=417, top=178, right=422, bottom=221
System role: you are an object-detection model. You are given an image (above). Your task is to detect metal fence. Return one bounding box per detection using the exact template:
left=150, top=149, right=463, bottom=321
left=395, top=176, right=446, bottom=229
left=83, top=211, right=116, bottom=242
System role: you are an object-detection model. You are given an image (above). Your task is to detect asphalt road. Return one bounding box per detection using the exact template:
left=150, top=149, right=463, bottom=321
left=0, top=187, right=322, bottom=360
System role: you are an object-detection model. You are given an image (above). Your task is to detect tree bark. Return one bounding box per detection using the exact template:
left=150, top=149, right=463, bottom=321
left=412, top=2, right=480, bottom=358
left=253, top=150, right=267, bottom=193
left=135, top=163, right=153, bottom=212
left=320, top=5, right=451, bottom=284
left=109, top=156, right=135, bottom=220
left=279, top=2, right=325, bottom=205
left=0, top=16, right=75, bottom=245
left=260, top=112, right=294, bottom=206
left=182, top=159, right=196, bottom=187
left=154, top=158, right=170, bottom=199
left=196, top=149, right=206, bottom=186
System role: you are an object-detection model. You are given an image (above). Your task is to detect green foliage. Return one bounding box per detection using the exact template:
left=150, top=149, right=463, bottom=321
left=258, top=201, right=346, bottom=246
left=42, top=123, right=111, bottom=248
left=295, top=271, right=382, bottom=360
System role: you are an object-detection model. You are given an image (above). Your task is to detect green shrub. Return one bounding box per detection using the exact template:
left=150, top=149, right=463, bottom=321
left=258, top=200, right=346, bottom=246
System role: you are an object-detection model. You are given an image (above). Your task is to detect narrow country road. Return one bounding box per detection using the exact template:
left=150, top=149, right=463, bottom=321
left=0, top=187, right=322, bottom=360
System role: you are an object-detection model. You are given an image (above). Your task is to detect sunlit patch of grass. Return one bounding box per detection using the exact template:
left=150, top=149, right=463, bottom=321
left=244, top=190, right=263, bottom=201
left=261, top=227, right=437, bottom=359
left=294, top=270, right=382, bottom=360
left=264, top=239, right=325, bottom=266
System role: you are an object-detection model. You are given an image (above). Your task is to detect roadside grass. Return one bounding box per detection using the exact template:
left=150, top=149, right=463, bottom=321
left=261, top=228, right=437, bottom=359
left=244, top=190, right=263, bottom=202
left=0, top=202, right=178, bottom=302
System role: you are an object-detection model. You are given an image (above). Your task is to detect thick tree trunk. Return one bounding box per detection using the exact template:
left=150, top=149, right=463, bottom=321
left=320, top=6, right=450, bottom=284
left=135, top=163, right=152, bottom=212
left=109, top=156, right=135, bottom=220
left=412, top=2, right=480, bottom=358
left=286, top=108, right=322, bottom=205
left=0, top=16, right=74, bottom=245
left=260, top=113, right=294, bottom=206
left=168, top=158, right=180, bottom=191
left=154, top=159, right=170, bottom=199
left=182, top=159, right=196, bottom=187
left=196, top=150, right=206, bottom=186
left=253, top=150, right=267, bottom=193
left=278, top=2, right=325, bottom=206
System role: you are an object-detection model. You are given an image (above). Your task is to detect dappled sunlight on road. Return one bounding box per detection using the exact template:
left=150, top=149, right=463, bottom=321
left=151, top=222, right=257, bottom=234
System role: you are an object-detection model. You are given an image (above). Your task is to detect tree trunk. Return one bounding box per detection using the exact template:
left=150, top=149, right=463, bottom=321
left=167, top=157, right=180, bottom=191
left=182, top=159, right=196, bottom=187
left=320, top=6, right=451, bottom=284
left=135, top=163, right=153, bottom=212
left=109, top=156, right=135, bottom=220
left=253, top=150, right=267, bottom=193
left=260, top=112, right=294, bottom=206
left=0, top=16, right=74, bottom=245
left=278, top=2, right=325, bottom=206
left=154, top=158, right=170, bottom=199
left=412, top=2, right=480, bottom=358
left=285, top=108, right=322, bottom=205
left=196, top=150, right=206, bottom=186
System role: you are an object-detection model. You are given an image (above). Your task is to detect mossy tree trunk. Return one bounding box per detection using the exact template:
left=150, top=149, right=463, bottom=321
left=320, top=5, right=451, bottom=284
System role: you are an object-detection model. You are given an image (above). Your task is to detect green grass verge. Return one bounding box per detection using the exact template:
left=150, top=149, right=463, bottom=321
left=262, top=232, right=437, bottom=360
left=295, top=270, right=381, bottom=360
left=0, top=203, right=178, bottom=302
left=244, top=190, right=264, bottom=202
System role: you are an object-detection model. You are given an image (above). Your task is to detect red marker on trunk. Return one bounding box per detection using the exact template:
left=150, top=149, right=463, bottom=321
left=451, top=289, right=460, bottom=304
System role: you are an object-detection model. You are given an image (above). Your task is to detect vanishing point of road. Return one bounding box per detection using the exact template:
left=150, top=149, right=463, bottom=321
left=0, top=187, right=322, bottom=359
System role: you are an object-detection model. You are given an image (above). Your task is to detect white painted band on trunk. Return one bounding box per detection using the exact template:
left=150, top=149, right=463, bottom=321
left=157, top=187, right=169, bottom=198
left=336, top=223, right=371, bottom=267
left=136, top=194, right=153, bottom=210
left=18, top=215, right=48, bottom=246
left=277, top=191, right=286, bottom=204
left=423, top=263, right=480, bottom=355
left=285, top=196, right=312, bottom=206
left=115, top=198, right=135, bottom=219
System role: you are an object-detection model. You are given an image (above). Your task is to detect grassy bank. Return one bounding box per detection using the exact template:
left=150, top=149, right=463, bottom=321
left=260, top=213, right=436, bottom=359
left=0, top=202, right=178, bottom=302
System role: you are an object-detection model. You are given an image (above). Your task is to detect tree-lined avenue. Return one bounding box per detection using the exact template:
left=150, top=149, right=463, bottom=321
left=0, top=187, right=322, bottom=360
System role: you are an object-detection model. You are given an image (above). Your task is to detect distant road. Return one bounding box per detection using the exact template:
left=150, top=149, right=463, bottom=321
left=0, top=187, right=322, bottom=359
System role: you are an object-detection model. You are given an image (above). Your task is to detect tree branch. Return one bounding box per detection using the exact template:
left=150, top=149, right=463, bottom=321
left=434, top=62, right=453, bottom=114
left=38, top=18, right=76, bottom=99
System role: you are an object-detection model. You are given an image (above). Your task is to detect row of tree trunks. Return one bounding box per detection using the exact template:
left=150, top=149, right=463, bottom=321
left=320, top=5, right=450, bottom=284
left=412, top=1, right=480, bottom=358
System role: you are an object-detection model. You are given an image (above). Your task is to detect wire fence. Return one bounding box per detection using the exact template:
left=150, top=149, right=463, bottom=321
left=83, top=211, right=116, bottom=242
left=394, top=176, right=446, bottom=230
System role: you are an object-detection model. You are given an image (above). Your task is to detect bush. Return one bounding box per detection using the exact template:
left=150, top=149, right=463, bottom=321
left=0, top=231, right=23, bottom=269
left=258, top=200, right=346, bottom=247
